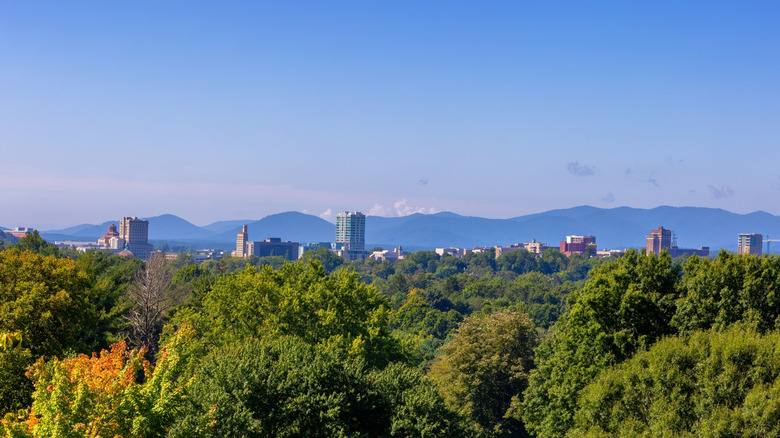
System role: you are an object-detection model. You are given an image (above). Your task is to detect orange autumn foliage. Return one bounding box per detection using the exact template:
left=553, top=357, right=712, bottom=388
left=2, top=325, right=193, bottom=438
left=61, top=341, right=150, bottom=396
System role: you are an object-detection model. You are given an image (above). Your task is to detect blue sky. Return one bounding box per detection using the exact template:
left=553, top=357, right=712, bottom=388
left=2, top=1, right=779, bottom=229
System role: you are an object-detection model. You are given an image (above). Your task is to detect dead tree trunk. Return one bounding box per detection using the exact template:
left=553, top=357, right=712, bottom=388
left=125, top=253, right=184, bottom=356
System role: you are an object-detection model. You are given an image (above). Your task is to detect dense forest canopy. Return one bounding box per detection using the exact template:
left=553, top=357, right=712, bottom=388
left=1, top=231, right=780, bottom=437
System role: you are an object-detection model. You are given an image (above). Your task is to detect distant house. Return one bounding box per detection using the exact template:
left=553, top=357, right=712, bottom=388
left=369, top=247, right=404, bottom=262
left=494, top=240, right=550, bottom=259
left=560, top=235, right=596, bottom=257
left=435, top=247, right=469, bottom=258
left=5, top=227, right=35, bottom=239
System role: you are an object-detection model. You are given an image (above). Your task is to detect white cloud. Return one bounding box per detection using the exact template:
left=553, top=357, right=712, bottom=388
left=708, top=185, right=735, bottom=199
left=319, top=208, right=334, bottom=221
left=393, top=199, right=436, bottom=216
left=368, top=203, right=390, bottom=216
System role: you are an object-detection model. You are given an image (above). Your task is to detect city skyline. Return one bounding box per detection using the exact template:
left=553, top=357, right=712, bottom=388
left=3, top=2, right=780, bottom=229
left=7, top=206, right=778, bottom=255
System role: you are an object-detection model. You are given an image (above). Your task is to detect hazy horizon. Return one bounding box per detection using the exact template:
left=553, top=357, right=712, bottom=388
left=4, top=204, right=780, bottom=232
left=3, top=2, right=779, bottom=229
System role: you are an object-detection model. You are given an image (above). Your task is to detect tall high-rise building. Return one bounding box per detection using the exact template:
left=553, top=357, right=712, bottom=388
left=336, top=211, right=366, bottom=260
left=119, top=217, right=153, bottom=260
left=646, top=226, right=672, bottom=255
left=233, top=224, right=249, bottom=257
left=738, top=233, right=763, bottom=256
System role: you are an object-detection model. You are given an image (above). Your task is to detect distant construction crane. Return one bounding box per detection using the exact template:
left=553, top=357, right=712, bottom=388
left=765, top=235, right=780, bottom=255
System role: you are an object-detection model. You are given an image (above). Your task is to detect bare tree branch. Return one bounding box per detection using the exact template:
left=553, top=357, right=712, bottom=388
left=125, top=252, right=186, bottom=355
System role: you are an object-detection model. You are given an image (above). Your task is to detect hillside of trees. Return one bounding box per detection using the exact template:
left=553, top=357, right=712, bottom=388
left=2, top=232, right=780, bottom=437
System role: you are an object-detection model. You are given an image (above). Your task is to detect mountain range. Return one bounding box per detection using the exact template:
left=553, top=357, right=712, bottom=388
left=35, top=206, right=780, bottom=253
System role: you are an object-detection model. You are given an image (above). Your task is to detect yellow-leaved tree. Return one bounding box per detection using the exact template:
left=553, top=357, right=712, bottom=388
left=1, top=325, right=194, bottom=438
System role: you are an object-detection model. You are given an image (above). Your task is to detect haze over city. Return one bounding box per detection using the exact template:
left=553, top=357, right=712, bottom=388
left=2, top=2, right=779, bottom=230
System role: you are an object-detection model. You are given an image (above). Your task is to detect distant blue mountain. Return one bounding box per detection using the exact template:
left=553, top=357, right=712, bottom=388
left=41, top=215, right=210, bottom=241
left=506, top=206, right=780, bottom=251
left=201, top=220, right=253, bottom=235
left=366, top=214, right=514, bottom=248
left=368, top=206, right=780, bottom=251
left=214, top=212, right=334, bottom=244
left=36, top=207, right=780, bottom=252
left=42, top=221, right=116, bottom=241
left=145, top=214, right=211, bottom=240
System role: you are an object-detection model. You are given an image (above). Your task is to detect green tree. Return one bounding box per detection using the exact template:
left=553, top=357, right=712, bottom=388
left=198, top=259, right=224, bottom=276
left=391, top=292, right=463, bottom=341
left=0, top=249, right=98, bottom=358
left=437, top=255, right=466, bottom=276
left=75, top=251, right=140, bottom=351
left=0, top=338, right=33, bottom=416
left=172, top=264, right=214, bottom=310
left=300, top=247, right=344, bottom=272
left=170, top=252, right=197, bottom=269
left=506, top=272, right=570, bottom=330
left=431, top=309, right=538, bottom=437
left=372, top=260, right=395, bottom=280
left=571, top=326, right=780, bottom=437
left=522, top=249, right=681, bottom=438
left=171, top=336, right=468, bottom=438
left=406, top=251, right=441, bottom=273
left=538, top=248, right=569, bottom=274
left=386, top=273, right=410, bottom=307
left=557, top=253, right=601, bottom=282
left=497, top=250, right=538, bottom=275
left=169, top=260, right=406, bottom=367
left=4, top=326, right=193, bottom=438
left=216, top=254, right=255, bottom=274
left=13, top=232, right=58, bottom=257
left=0, top=249, right=141, bottom=417
left=254, top=255, right=286, bottom=269
left=459, top=277, right=506, bottom=313
left=392, top=294, right=430, bottom=332
left=674, top=251, right=780, bottom=334
left=463, top=250, right=496, bottom=277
